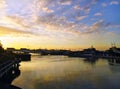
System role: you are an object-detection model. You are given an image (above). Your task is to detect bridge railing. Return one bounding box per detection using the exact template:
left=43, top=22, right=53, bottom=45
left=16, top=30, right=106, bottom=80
left=0, top=58, right=21, bottom=78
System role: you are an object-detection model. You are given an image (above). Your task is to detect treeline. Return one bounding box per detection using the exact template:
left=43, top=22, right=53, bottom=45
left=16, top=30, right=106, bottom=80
left=0, top=43, right=15, bottom=63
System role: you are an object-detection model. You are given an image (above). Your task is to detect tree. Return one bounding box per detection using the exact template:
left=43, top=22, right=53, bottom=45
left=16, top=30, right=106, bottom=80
left=0, top=41, right=4, bottom=53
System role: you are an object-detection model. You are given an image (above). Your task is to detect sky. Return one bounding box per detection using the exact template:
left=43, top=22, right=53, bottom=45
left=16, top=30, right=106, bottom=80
left=0, top=0, right=120, bottom=50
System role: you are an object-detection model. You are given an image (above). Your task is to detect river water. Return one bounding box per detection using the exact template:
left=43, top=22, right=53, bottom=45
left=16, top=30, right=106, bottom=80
left=12, top=54, right=120, bottom=89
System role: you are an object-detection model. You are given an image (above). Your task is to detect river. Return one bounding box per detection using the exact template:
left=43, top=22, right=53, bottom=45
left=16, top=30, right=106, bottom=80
left=12, top=54, right=120, bottom=89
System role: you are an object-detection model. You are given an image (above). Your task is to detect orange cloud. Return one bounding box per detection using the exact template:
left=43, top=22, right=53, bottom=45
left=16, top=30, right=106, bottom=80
left=0, top=26, right=32, bottom=36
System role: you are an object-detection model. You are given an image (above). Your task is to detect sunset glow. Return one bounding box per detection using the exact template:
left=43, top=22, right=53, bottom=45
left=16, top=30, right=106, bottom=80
left=0, top=0, right=120, bottom=50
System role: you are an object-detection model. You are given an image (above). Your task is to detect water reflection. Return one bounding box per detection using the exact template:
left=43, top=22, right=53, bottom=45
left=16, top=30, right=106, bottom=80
left=108, top=58, right=120, bottom=73
left=83, top=57, right=98, bottom=65
left=0, top=66, right=21, bottom=89
left=13, top=55, right=120, bottom=89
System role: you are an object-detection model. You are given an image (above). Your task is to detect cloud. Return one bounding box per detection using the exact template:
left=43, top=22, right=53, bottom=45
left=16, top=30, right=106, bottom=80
left=90, top=20, right=103, bottom=31
left=0, top=0, right=6, bottom=17
left=37, top=15, right=91, bottom=35
left=92, top=0, right=99, bottom=4
left=0, top=26, right=32, bottom=36
left=76, top=0, right=97, bottom=14
left=83, top=20, right=105, bottom=34
left=42, top=7, right=54, bottom=13
left=102, top=1, right=119, bottom=7
left=58, top=0, right=72, bottom=5
left=110, top=1, right=119, bottom=5
left=0, top=0, right=119, bottom=38
left=85, top=20, right=120, bottom=34
left=102, top=2, right=108, bottom=7
left=37, top=14, right=73, bottom=31
left=82, top=5, right=91, bottom=14
left=0, top=0, right=4, bottom=9
left=73, top=3, right=93, bottom=14
left=94, top=12, right=102, bottom=16
left=6, top=15, right=31, bottom=28
left=76, top=15, right=88, bottom=21
left=74, top=5, right=83, bottom=11
left=0, top=15, right=34, bottom=35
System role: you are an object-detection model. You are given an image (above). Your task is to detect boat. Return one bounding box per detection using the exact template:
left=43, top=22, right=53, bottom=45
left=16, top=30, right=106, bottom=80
left=108, top=58, right=120, bottom=66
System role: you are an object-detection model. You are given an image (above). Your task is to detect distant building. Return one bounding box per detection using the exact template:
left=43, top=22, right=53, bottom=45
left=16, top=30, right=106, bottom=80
left=20, top=48, right=30, bottom=53
left=6, top=48, right=15, bottom=53
left=83, top=46, right=97, bottom=54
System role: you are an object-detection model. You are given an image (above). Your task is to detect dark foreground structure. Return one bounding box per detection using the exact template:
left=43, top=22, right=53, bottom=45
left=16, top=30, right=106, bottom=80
left=0, top=58, right=21, bottom=89
left=15, top=53, right=31, bottom=61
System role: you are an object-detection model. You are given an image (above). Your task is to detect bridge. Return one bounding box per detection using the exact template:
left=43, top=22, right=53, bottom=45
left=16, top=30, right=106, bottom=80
left=0, top=58, right=21, bottom=78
